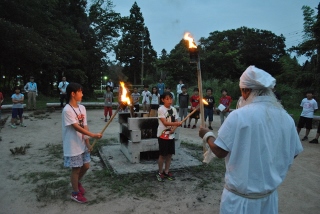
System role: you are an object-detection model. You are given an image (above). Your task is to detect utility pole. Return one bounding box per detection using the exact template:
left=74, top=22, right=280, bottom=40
left=141, top=36, right=144, bottom=85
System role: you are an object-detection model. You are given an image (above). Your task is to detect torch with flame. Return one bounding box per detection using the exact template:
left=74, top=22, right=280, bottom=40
left=171, top=99, right=208, bottom=140
left=90, top=81, right=131, bottom=149
left=184, top=32, right=207, bottom=153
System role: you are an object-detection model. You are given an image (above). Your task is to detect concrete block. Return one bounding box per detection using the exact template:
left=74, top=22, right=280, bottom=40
left=127, top=117, right=158, bottom=130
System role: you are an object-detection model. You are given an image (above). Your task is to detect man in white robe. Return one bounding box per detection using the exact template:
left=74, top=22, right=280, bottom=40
left=199, top=65, right=303, bottom=214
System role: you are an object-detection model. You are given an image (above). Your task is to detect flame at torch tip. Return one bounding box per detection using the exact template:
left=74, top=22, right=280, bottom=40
left=202, top=99, right=208, bottom=105
left=184, top=32, right=197, bottom=48
left=120, top=81, right=131, bottom=105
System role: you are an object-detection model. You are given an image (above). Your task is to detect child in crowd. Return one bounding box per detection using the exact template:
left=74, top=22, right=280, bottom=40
left=10, top=86, right=26, bottom=128
left=141, top=85, right=151, bottom=112
left=219, top=89, right=232, bottom=125
left=166, top=87, right=175, bottom=105
left=62, top=82, right=102, bottom=203
left=131, top=87, right=140, bottom=112
left=309, top=123, right=320, bottom=144
left=156, top=91, right=181, bottom=182
left=176, top=79, right=184, bottom=106
left=188, top=88, right=200, bottom=129
left=149, top=87, right=160, bottom=117
left=297, top=90, right=318, bottom=141
left=0, top=91, right=3, bottom=120
left=178, top=86, right=189, bottom=128
left=103, top=86, right=113, bottom=122
left=204, top=87, right=215, bottom=130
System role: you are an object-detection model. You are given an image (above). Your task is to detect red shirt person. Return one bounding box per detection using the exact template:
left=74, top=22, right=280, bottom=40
left=219, top=89, right=232, bottom=125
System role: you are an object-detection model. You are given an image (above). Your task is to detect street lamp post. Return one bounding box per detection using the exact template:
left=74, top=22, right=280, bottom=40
left=104, top=76, right=107, bottom=88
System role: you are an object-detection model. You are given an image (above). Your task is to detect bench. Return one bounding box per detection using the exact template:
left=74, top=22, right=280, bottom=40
left=1, top=104, right=26, bottom=110
left=46, top=102, right=118, bottom=109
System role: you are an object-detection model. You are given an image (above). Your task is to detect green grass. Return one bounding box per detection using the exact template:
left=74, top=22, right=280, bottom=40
left=20, top=139, right=226, bottom=204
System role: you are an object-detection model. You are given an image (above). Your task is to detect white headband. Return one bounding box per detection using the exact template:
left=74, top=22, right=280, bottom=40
left=239, top=66, right=276, bottom=89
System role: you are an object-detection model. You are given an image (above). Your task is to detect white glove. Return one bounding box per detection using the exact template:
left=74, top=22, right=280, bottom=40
left=202, top=132, right=216, bottom=163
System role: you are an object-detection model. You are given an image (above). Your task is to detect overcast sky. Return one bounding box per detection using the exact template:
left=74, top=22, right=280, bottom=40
left=110, top=0, right=319, bottom=63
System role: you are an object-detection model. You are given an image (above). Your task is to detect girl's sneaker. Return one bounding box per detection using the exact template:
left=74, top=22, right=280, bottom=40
left=78, top=182, right=86, bottom=195
left=164, top=172, right=175, bottom=181
left=71, top=192, right=87, bottom=203
left=10, top=124, right=17, bottom=129
left=156, top=172, right=165, bottom=182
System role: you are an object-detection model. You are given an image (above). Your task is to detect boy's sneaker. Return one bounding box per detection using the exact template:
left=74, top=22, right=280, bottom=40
left=10, top=124, right=17, bottom=129
left=309, top=139, right=319, bottom=144
left=71, top=192, right=87, bottom=203
left=20, top=123, right=26, bottom=127
left=208, top=126, right=213, bottom=130
left=78, top=182, right=86, bottom=195
left=192, top=125, right=196, bottom=129
left=156, top=172, right=165, bottom=182
left=301, top=136, right=308, bottom=141
left=184, top=125, right=187, bottom=128
left=164, top=172, right=175, bottom=181
left=104, top=118, right=108, bottom=122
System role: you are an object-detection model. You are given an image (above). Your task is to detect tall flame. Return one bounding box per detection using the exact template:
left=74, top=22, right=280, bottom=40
left=120, top=81, right=131, bottom=105
left=184, top=32, right=197, bottom=48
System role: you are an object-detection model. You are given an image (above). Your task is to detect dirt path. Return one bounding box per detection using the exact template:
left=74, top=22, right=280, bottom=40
left=0, top=109, right=319, bottom=214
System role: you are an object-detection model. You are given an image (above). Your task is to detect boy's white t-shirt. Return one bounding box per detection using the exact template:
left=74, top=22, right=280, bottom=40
left=151, top=93, right=160, bottom=105
left=141, top=91, right=151, bottom=104
left=62, top=104, right=88, bottom=156
left=157, top=105, right=178, bottom=139
left=300, top=98, right=318, bottom=118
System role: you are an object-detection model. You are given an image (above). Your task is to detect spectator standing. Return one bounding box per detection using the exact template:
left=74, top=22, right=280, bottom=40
left=157, top=79, right=165, bottom=95
left=178, top=86, right=189, bottom=128
left=131, top=87, right=140, bottom=112
left=103, top=86, right=113, bottom=122
left=188, top=88, right=200, bottom=129
left=24, top=76, right=38, bottom=110
left=204, top=87, right=216, bottom=130
left=199, top=65, right=303, bottom=213
left=0, top=91, right=4, bottom=120
left=58, top=76, right=69, bottom=108
left=141, top=85, right=151, bottom=112
left=219, top=89, right=232, bottom=125
left=176, top=80, right=184, bottom=106
left=297, top=90, right=318, bottom=141
left=10, top=86, right=26, bottom=128
left=150, top=87, right=160, bottom=117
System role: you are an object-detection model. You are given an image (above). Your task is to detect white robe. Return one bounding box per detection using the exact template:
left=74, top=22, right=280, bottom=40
left=215, top=96, right=303, bottom=214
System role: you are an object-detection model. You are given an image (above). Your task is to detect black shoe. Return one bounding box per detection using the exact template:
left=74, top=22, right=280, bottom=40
left=301, top=136, right=308, bottom=141
left=309, top=139, right=319, bottom=144
left=208, top=126, right=213, bottom=130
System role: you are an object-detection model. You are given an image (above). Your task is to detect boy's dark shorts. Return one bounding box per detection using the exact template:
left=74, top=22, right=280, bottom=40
left=12, top=108, right=23, bottom=118
left=190, top=109, right=200, bottom=119
left=204, top=108, right=213, bottom=121
left=134, top=104, right=139, bottom=112
left=158, top=138, right=175, bottom=156
left=151, top=104, right=159, bottom=110
left=297, top=116, right=313, bottom=129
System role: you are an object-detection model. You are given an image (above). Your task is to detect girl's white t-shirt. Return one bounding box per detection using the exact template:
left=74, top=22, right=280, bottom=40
left=62, top=104, right=88, bottom=156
